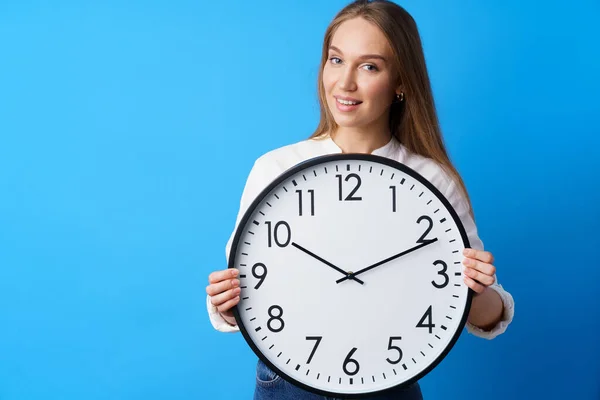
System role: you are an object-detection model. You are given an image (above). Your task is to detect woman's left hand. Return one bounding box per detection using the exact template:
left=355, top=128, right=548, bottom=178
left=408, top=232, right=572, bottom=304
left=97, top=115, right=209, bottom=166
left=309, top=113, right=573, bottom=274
left=462, top=248, right=496, bottom=294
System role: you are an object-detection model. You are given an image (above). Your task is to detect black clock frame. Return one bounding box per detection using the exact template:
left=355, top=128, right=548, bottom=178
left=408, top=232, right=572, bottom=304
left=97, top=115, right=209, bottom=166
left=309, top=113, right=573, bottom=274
left=228, top=153, right=474, bottom=399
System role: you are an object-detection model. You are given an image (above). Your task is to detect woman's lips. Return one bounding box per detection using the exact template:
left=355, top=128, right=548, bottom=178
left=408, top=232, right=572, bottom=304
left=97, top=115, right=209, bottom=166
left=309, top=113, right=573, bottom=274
left=335, top=96, right=362, bottom=112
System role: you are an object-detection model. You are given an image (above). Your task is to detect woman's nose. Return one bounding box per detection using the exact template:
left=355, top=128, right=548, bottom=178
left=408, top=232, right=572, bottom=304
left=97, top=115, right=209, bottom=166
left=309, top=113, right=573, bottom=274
left=338, top=67, right=357, bottom=92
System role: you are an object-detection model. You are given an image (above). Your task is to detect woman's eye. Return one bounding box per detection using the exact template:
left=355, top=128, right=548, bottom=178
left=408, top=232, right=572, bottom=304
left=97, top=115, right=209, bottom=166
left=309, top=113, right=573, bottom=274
left=329, top=57, right=342, bottom=64
left=363, top=64, right=378, bottom=72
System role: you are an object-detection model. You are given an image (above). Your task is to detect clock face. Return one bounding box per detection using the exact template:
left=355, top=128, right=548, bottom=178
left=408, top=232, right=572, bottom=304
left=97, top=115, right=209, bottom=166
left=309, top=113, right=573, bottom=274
left=230, top=154, right=472, bottom=398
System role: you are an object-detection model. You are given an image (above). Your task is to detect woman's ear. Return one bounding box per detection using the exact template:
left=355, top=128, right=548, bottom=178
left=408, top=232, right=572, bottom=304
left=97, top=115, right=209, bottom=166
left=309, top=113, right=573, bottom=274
left=395, top=81, right=404, bottom=95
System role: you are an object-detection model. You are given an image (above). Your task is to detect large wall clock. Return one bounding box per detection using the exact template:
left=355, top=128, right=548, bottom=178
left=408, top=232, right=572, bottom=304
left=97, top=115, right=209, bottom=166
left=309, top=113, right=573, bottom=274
left=230, top=153, right=473, bottom=398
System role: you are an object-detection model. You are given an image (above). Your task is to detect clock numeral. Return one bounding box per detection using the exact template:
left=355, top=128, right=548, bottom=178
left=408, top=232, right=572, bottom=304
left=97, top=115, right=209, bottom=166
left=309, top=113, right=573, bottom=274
left=267, top=305, right=285, bottom=333
left=305, top=336, right=322, bottom=364
left=386, top=336, right=403, bottom=365
left=390, top=185, right=397, bottom=212
left=296, top=189, right=315, bottom=216
left=265, top=221, right=291, bottom=248
left=416, top=215, right=436, bottom=244
left=431, top=260, right=449, bottom=289
left=252, top=263, right=267, bottom=290
left=342, top=347, right=360, bottom=376
left=336, top=173, right=362, bottom=201
left=416, top=305, right=435, bottom=334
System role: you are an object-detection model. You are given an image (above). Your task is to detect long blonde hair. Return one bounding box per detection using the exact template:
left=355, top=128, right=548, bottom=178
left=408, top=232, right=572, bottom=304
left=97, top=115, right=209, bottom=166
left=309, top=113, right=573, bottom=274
left=310, top=0, right=475, bottom=218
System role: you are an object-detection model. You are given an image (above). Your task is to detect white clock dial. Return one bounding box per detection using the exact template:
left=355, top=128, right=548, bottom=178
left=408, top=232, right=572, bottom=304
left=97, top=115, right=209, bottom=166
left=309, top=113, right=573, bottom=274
left=230, top=154, right=472, bottom=398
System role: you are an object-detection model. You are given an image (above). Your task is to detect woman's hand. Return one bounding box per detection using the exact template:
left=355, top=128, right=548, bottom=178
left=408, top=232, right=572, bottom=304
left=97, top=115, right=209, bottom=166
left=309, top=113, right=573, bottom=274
left=206, top=268, right=240, bottom=326
left=462, top=248, right=496, bottom=294
left=462, top=248, right=506, bottom=330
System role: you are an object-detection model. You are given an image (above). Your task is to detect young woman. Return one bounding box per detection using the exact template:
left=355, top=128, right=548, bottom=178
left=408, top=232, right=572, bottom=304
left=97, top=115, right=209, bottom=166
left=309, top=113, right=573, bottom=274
left=206, top=1, right=515, bottom=398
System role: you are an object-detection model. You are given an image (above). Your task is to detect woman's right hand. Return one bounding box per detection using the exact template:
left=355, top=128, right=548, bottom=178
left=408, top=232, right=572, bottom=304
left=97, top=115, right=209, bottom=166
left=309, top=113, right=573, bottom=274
left=206, top=268, right=240, bottom=326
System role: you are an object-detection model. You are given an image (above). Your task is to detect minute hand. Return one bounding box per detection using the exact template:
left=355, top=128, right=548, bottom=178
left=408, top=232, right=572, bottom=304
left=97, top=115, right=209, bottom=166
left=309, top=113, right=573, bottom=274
left=336, top=238, right=438, bottom=284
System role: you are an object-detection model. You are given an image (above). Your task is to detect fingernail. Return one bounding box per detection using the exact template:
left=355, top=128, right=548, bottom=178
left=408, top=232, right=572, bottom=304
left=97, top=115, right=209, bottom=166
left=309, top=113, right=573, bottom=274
left=232, top=279, right=240, bottom=287
left=231, top=269, right=239, bottom=277
left=233, top=287, right=241, bottom=295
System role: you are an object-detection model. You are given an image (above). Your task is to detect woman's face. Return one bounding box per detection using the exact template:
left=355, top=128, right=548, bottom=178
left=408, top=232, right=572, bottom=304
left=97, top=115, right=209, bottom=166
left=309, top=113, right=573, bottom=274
left=323, top=17, right=398, bottom=131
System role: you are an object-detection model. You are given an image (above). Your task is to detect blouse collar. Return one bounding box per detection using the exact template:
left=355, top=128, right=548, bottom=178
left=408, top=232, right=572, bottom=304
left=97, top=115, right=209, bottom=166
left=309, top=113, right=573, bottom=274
left=319, top=134, right=400, bottom=158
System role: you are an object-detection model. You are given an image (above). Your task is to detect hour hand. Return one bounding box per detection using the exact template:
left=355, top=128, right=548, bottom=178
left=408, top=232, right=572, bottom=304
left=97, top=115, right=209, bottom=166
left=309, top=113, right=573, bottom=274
left=291, top=242, right=364, bottom=285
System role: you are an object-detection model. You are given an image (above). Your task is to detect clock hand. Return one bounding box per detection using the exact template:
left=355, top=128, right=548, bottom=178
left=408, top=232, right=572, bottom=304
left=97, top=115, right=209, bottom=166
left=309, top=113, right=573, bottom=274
left=291, top=242, right=365, bottom=285
left=335, top=238, right=438, bottom=284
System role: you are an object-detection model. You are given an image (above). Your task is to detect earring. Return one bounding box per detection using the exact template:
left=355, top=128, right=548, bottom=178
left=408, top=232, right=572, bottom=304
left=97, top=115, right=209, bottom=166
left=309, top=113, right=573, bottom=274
left=395, top=92, right=404, bottom=102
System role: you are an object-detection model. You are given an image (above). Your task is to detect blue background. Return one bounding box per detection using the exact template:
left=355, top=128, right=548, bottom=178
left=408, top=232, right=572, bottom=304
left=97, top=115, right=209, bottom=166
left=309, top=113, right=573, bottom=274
left=1, top=0, right=598, bottom=399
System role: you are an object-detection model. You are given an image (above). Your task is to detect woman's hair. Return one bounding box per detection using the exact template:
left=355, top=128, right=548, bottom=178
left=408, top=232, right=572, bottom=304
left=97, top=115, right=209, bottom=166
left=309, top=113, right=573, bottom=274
left=310, top=0, right=475, bottom=218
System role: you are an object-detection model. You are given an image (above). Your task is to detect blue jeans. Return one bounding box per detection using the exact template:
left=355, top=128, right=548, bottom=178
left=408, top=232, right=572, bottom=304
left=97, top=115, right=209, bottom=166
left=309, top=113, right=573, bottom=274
left=253, top=359, right=423, bottom=400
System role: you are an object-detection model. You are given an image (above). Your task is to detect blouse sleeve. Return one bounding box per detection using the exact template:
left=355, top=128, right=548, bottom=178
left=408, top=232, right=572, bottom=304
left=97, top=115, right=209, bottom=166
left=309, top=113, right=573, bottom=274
left=444, top=178, right=515, bottom=340
left=207, top=156, right=272, bottom=333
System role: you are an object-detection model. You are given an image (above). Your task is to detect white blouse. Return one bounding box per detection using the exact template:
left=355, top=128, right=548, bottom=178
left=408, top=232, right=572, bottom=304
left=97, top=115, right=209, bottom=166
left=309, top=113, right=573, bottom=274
left=207, top=135, right=515, bottom=340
